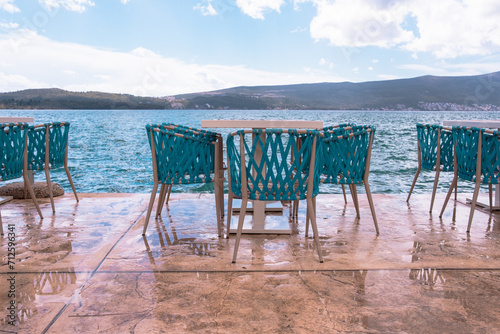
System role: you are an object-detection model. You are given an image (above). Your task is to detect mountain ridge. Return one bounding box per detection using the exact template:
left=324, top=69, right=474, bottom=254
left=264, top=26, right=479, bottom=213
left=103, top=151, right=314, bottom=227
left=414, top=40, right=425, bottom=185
left=1, top=71, right=499, bottom=110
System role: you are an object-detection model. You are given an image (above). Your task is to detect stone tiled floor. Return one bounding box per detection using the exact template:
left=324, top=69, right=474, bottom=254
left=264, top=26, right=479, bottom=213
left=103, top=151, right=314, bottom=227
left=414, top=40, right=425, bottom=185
left=0, top=192, right=500, bottom=333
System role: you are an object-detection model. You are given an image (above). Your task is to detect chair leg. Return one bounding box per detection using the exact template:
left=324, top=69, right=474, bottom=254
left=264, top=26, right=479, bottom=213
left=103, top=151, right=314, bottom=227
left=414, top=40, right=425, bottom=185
left=226, top=191, right=233, bottom=238
left=364, top=182, right=379, bottom=235
left=307, top=196, right=323, bottom=263
left=214, top=180, right=222, bottom=237
left=341, top=184, right=347, bottom=204
left=467, top=180, right=482, bottom=233
left=489, top=184, right=493, bottom=213
left=155, top=184, right=167, bottom=219
left=439, top=176, right=458, bottom=218
left=44, top=168, right=55, bottom=213
left=64, top=164, right=79, bottom=202
left=305, top=199, right=310, bottom=237
left=350, top=184, right=360, bottom=219
left=454, top=181, right=458, bottom=201
left=142, top=182, right=158, bottom=235
left=232, top=197, right=248, bottom=263
left=0, top=210, right=3, bottom=235
left=429, top=169, right=440, bottom=213
left=407, top=166, right=421, bottom=203
left=23, top=172, right=43, bottom=219
left=165, top=184, right=173, bottom=205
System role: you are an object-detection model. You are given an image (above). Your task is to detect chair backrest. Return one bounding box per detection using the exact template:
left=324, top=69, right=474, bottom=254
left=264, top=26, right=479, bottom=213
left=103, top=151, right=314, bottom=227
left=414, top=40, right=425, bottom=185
left=453, top=126, right=500, bottom=185
left=481, top=129, right=500, bottom=185
left=27, top=122, right=70, bottom=171
left=416, top=123, right=453, bottom=172
left=226, top=128, right=322, bottom=201
left=321, top=125, right=375, bottom=184
left=152, top=123, right=220, bottom=172
left=0, top=122, right=28, bottom=181
left=161, top=122, right=218, bottom=138
left=322, top=123, right=357, bottom=137
left=453, top=126, right=480, bottom=182
left=146, top=124, right=216, bottom=185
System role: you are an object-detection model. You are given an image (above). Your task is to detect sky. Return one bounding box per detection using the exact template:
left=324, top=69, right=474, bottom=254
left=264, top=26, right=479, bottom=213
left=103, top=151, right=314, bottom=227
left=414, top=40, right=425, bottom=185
left=1, top=0, right=500, bottom=97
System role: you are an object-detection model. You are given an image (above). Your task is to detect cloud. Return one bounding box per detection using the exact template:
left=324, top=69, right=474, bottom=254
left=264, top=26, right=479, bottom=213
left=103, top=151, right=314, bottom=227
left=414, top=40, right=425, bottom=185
left=319, top=57, right=334, bottom=69
left=0, top=29, right=346, bottom=95
left=0, top=22, right=19, bottom=29
left=306, top=0, right=414, bottom=48
left=0, top=0, right=20, bottom=13
left=403, top=0, right=500, bottom=58
left=398, top=59, right=500, bottom=77
left=38, top=0, right=95, bottom=12
left=236, top=0, right=284, bottom=19
left=301, top=0, right=500, bottom=58
left=120, top=0, right=131, bottom=3
left=194, top=0, right=218, bottom=16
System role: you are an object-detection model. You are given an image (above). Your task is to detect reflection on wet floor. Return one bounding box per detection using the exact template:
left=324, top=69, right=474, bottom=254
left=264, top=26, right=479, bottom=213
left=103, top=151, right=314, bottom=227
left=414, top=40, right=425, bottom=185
left=1, top=193, right=500, bottom=333
left=1, top=268, right=78, bottom=326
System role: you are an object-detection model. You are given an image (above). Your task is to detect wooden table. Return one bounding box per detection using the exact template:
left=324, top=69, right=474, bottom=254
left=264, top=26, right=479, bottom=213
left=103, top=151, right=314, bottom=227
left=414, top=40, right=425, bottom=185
left=443, top=119, right=500, bottom=210
left=0, top=117, right=34, bottom=123
left=443, top=119, right=500, bottom=128
left=202, top=119, right=324, bottom=234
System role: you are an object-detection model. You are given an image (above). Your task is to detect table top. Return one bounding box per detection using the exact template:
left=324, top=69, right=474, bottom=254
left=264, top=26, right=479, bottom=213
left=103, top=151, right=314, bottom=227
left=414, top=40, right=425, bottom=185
left=443, top=119, right=500, bottom=128
left=0, top=117, right=34, bottom=123
left=201, top=119, right=324, bottom=129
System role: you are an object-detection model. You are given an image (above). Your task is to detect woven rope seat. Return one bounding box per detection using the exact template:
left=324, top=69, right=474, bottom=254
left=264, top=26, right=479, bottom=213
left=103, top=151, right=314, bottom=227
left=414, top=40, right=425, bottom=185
left=440, top=126, right=500, bottom=232
left=1, top=123, right=42, bottom=234
left=143, top=124, right=224, bottom=237
left=407, top=123, right=455, bottom=213
left=226, top=128, right=324, bottom=263
left=27, top=122, right=78, bottom=213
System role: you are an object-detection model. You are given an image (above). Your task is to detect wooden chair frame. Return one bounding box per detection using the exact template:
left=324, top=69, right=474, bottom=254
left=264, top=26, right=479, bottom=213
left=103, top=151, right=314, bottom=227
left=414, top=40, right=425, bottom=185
left=1, top=123, right=43, bottom=235
left=26, top=122, right=79, bottom=213
left=439, top=127, right=498, bottom=232
left=227, top=129, right=323, bottom=263
left=407, top=124, right=456, bottom=212
left=143, top=126, right=224, bottom=237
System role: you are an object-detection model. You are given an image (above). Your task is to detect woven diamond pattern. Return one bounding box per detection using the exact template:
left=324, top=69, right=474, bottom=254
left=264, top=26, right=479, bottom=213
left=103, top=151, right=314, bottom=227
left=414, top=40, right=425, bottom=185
left=27, top=122, right=70, bottom=171
left=322, top=125, right=375, bottom=185
left=417, top=123, right=454, bottom=172
left=0, top=123, right=28, bottom=181
left=146, top=125, right=214, bottom=185
left=227, top=129, right=321, bottom=201
left=482, top=130, right=500, bottom=185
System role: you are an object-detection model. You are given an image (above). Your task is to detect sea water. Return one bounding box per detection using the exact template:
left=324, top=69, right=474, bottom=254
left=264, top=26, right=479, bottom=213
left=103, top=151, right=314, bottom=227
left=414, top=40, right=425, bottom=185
left=2, top=109, right=499, bottom=194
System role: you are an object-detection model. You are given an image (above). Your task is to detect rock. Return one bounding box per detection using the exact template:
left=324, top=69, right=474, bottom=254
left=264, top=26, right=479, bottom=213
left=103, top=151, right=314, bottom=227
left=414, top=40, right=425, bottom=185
left=0, top=182, right=65, bottom=199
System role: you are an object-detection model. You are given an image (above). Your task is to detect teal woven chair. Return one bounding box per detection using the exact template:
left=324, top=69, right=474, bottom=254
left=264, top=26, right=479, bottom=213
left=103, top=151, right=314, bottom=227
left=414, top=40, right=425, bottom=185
left=27, top=122, right=79, bottom=213
left=290, top=123, right=356, bottom=218
left=440, top=126, right=500, bottom=232
left=407, top=123, right=455, bottom=212
left=1, top=123, right=43, bottom=234
left=319, top=125, right=379, bottom=234
left=226, top=128, right=324, bottom=263
left=153, top=123, right=224, bottom=223
left=143, top=124, right=224, bottom=237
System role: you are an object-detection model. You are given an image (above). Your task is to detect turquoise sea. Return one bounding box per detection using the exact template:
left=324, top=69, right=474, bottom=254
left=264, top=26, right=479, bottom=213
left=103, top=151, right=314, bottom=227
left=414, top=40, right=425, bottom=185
left=2, top=109, right=499, bottom=194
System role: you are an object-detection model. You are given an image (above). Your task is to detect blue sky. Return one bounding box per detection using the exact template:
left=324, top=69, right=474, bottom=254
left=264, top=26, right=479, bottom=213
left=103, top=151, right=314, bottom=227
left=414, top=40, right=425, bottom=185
left=1, top=0, right=500, bottom=96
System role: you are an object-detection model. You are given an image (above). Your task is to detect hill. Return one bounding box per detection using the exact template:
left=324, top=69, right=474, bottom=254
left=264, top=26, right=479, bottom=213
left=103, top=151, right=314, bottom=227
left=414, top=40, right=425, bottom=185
left=176, top=71, right=500, bottom=111
left=1, top=72, right=499, bottom=110
left=0, top=88, right=172, bottom=110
